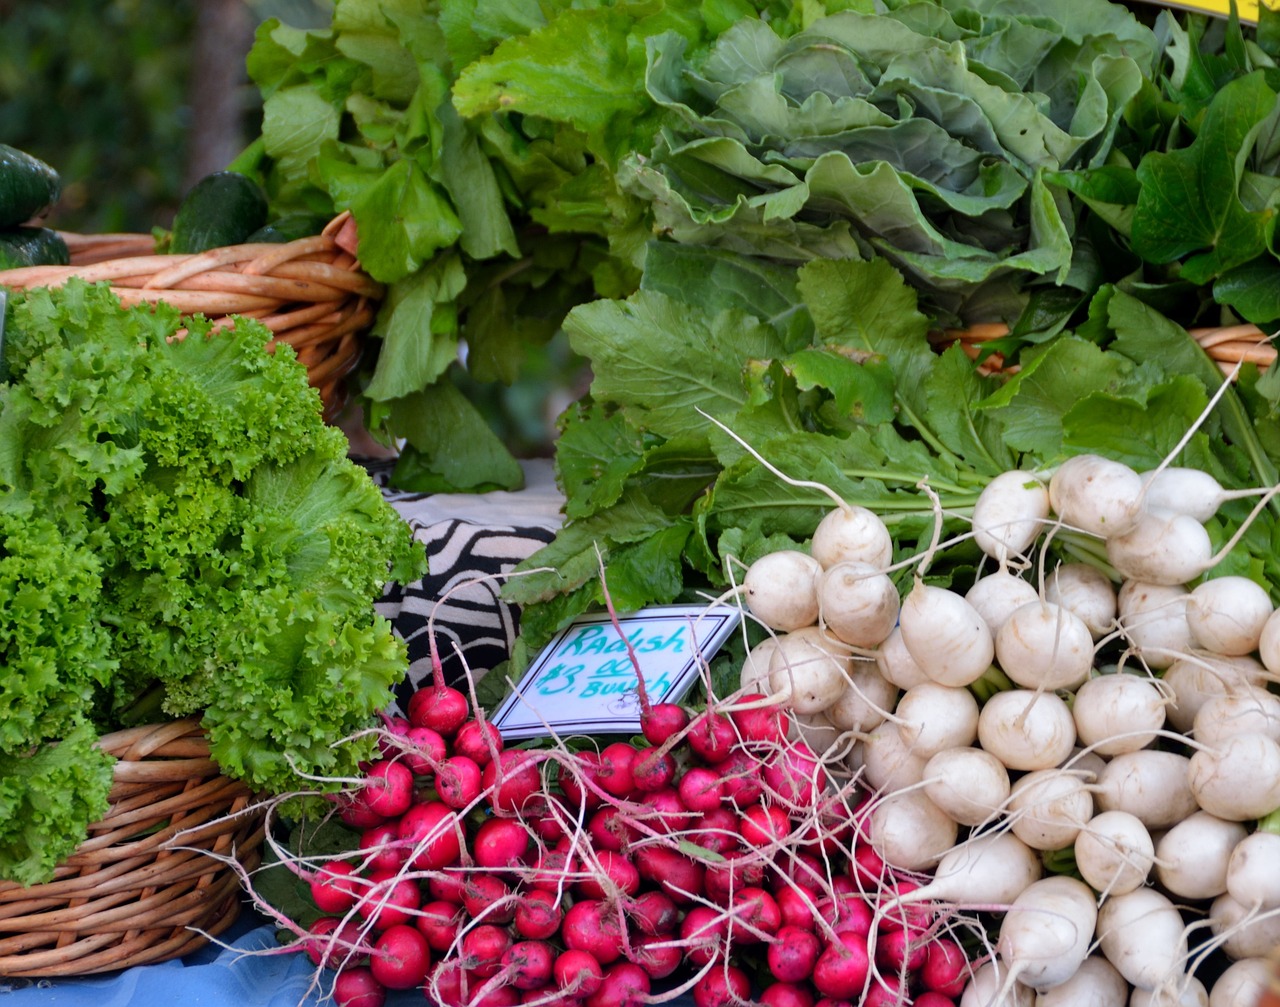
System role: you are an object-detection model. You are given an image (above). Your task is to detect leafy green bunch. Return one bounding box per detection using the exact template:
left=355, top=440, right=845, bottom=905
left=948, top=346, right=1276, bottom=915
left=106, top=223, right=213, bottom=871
left=0, top=281, right=426, bottom=885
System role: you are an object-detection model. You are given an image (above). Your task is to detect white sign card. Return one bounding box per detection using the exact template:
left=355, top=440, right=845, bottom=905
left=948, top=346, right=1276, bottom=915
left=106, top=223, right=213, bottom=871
left=489, top=604, right=742, bottom=740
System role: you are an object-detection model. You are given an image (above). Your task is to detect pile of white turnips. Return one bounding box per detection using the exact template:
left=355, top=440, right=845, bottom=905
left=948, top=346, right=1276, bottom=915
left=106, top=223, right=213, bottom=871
left=735, top=454, right=1280, bottom=1006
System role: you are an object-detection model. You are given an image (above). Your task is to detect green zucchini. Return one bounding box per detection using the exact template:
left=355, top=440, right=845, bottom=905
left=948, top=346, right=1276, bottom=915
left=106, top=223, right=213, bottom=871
left=0, top=144, right=61, bottom=228
left=169, top=171, right=269, bottom=254
left=245, top=213, right=330, bottom=244
left=0, top=227, right=70, bottom=270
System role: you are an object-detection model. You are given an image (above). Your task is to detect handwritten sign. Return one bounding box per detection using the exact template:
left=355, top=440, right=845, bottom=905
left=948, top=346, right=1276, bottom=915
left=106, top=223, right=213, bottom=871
left=1131, top=0, right=1267, bottom=22
left=489, top=605, right=742, bottom=740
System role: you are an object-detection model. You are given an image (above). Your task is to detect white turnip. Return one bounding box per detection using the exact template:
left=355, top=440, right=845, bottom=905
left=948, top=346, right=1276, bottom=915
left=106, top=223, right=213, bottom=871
left=922, top=746, right=1011, bottom=827
left=1073, top=810, right=1155, bottom=897
left=1072, top=672, right=1167, bottom=756
left=1187, top=731, right=1280, bottom=821
left=1207, top=891, right=1280, bottom=960
left=1186, top=576, right=1274, bottom=656
left=865, top=790, right=958, bottom=872
left=977, top=690, right=1076, bottom=772
left=1163, top=653, right=1269, bottom=734
left=1007, top=769, right=1094, bottom=852
left=996, top=876, right=1098, bottom=991
left=810, top=504, right=894, bottom=571
left=745, top=551, right=823, bottom=631
left=972, top=470, right=1051, bottom=563
left=1045, top=563, right=1118, bottom=641
left=1116, top=581, right=1192, bottom=671
left=1093, top=750, right=1198, bottom=831
left=1048, top=454, right=1144, bottom=538
left=1192, top=687, right=1280, bottom=747
left=1096, top=887, right=1188, bottom=991
left=1032, top=954, right=1128, bottom=1006
left=768, top=626, right=851, bottom=715
left=893, top=681, right=979, bottom=759
left=899, top=580, right=996, bottom=688
left=1154, top=811, right=1247, bottom=901
left=996, top=600, right=1095, bottom=691
left=819, top=561, right=899, bottom=647
left=875, top=625, right=932, bottom=690
left=1207, top=957, right=1270, bottom=1007
left=967, top=569, right=1040, bottom=637
left=823, top=661, right=898, bottom=734
left=1225, top=830, right=1280, bottom=911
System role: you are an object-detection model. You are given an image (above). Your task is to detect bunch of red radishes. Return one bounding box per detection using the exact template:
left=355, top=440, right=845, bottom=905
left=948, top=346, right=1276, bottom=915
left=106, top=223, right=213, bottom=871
left=269, top=675, right=973, bottom=1007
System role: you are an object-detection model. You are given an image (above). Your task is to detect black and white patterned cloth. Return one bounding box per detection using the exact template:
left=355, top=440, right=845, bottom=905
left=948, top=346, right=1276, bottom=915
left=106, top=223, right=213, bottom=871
left=363, top=458, right=565, bottom=714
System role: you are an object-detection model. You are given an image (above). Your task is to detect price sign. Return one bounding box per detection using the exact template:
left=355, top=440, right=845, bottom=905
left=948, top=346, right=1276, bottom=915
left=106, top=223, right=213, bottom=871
left=489, top=605, right=742, bottom=740
left=1132, top=0, right=1266, bottom=22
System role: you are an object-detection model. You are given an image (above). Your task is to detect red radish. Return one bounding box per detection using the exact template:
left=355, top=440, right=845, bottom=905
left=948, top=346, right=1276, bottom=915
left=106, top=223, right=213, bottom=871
left=762, top=743, right=827, bottom=808
left=913, top=995, right=957, bottom=1007
left=874, top=926, right=926, bottom=973
left=778, top=851, right=828, bottom=894
left=693, top=807, right=742, bottom=857
left=359, top=870, right=421, bottom=930
left=688, top=711, right=737, bottom=764
left=514, top=888, right=562, bottom=941
left=370, top=924, right=431, bottom=989
left=378, top=714, right=411, bottom=757
left=776, top=887, right=820, bottom=930
left=642, top=702, right=689, bottom=745
left=463, top=924, right=513, bottom=978
left=474, top=986, right=520, bottom=1007
left=502, top=940, right=555, bottom=990
left=731, top=694, right=786, bottom=746
left=704, top=855, right=766, bottom=905
left=693, top=964, right=752, bottom=1007
left=628, top=932, right=682, bottom=979
left=337, top=789, right=388, bottom=830
left=435, top=756, right=483, bottom=810
left=920, top=936, right=968, bottom=998
left=681, top=905, right=729, bottom=966
left=633, top=845, right=706, bottom=903
left=454, top=719, right=504, bottom=767
left=877, top=880, right=933, bottom=934
left=334, top=965, right=386, bottom=1007
left=561, top=899, right=626, bottom=965
left=529, top=797, right=570, bottom=843
left=474, top=816, right=531, bottom=870
left=398, top=801, right=462, bottom=870
left=848, top=842, right=887, bottom=891
left=554, top=949, right=605, bottom=996
left=740, top=803, right=790, bottom=847
left=631, top=747, right=677, bottom=792
left=560, top=751, right=605, bottom=811
left=482, top=749, right=543, bottom=813
left=760, top=983, right=816, bottom=1007
left=627, top=890, right=679, bottom=935
left=530, top=845, right=579, bottom=892
left=813, top=1000, right=852, bottom=1007
left=462, top=874, right=515, bottom=923
left=585, top=962, right=650, bottom=1007
left=402, top=725, right=447, bottom=777
left=589, top=806, right=641, bottom=853
left=812, top=931, right=870, bottom=1000
left=427, top=871, right=468, bottom=906
left=428, top=961, right=469, bottom=1007
left=310, top=861, right=361, bottom=914
left=302, top=916, right=363, bottom=969
left=862, top=975, right=903, bottom=1007
left=360, top=760, right=415, bottom=818
left=577, top=849, right=641, bottom=899
left=717, top=748, right=766, bottom=806
left=597, top=742, right=639, bottom=798
left=678, top=767, right=724, bottom=812
left=821, top=894, right=873, bottom=937
left=768, top=925, right=821, bottom=982
left=416, top=901, right=463, bottom=952
left=359, top=823, right=408, bottom=874
left=407, top=684, right=469, bottom=736
left=637, top=787, right=688, bottom=834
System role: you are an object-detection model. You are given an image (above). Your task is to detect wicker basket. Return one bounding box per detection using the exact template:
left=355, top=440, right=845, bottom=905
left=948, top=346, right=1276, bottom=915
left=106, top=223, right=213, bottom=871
left=0, top=719, right=266, bottom=978
left=932, top=321, right=1277, bottom=378
left=0, top=212, right=382, bottom=421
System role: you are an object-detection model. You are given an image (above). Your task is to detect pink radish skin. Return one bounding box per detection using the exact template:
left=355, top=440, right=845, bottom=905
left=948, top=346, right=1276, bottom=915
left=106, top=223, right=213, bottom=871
left=337, top=789, right=388, bottom=830
left=717, top=748, right=765, bottom=806
left=681, top=905, right=729, bottom=965
left=641, top=702, right=689, bottom=745
left=407, top=684, right=469, bottom=736
left=309, top=861, right=360, bottom=914
left=731, top=695, right=787, bottom=746
left=760, top=982, right=817, bottom=1007
left=359, top=823, right=408, bottom=874
left=589, top=806, right=641, bottom=853
left=688, top=712, right=737, bottom=764
left=463, top=924, right=513, bottom=979
left=401, top=725, right=447, bottom=777
left=435, top=756, right=483, bottom=810
left=502, top=940, right=555, bottom=991
left=633, top=847, right=706, bottom=905
left=560, top=751, right=605, bottom=811
left=482, top=749, right=543, bottom=813
left=576, top=850, right=641, bottom=899
left=530, top=845, right=579, bottom=892
left=690, top=807, right=740, bottom=856
left=370, top=924, right=431, bottom=990
left=359, top=870, right=421, bottom=931
left=693, top=964, right=752, bottom=1007
left=638, top=787, right=688, bottom=835
left=561, top=899, right=626, bottom=965
left=627, top=890, right=679, bottom=935
left=631, top=747, right=677, bottom=792
left=302, top=916, right=363, bottom=970
left=776, top=887, right=821, bottom=931
left=740, top=803, right=791, bottom=847
left=514, top=888, right=562, bottom=941
left=585, top=963, right=650, bottom=1007
left=678, top=766, right=725, bottom=812
left=462, top=874, right=515, bottom=924
left=628, top=932, right=682, bottom=979
left=453, top=719, right=503, bottom=767
left=812, top=931, right=871, bottom=1001
left=768, top=925, right=821, bottom=982
left=875, top=926, right=927, bottom=973
left=473, top=816, right=531, bottom=870
left=359, top=759, right=414, bottom=818
left=705, top=856, right=765, bottom=905
left=554, top=948, right=604, bottom=996
left=762, top=743, right=827, bottom=808
left=920, top=936, right=968, bottom=998
left=334, top=965, right=386, bottom=1007
left=726, top=886, right=781, bottom=943
left=415, top=901, right=462, bottom=952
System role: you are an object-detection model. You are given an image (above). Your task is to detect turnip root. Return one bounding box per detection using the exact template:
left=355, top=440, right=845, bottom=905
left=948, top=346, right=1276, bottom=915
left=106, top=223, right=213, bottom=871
left=1094, top=750, right=1198, bottom=831
left=894, top=831, right=1043, bottom=908
left=875, top=626, right=932, bottom=690
left=960, top=960, right=1036, bottom=1007
left=1049, top=455, right=1144, bottom=538
left=1072, top=672, right=1167, bottom=756
left=768, top=627, right=851, bottom=715
left=1163, top=654, right=1269, bottom=734
left=893, top=682, right=979, bottom=759
left=858, top=722, right=927, bottom=794
left=972, top=470, right=1051, bottom=563
left=1116, top=581, right=1192, bottom=671
left=1207, top=957, right=1270, bottom=1007
left=1105, top=510, right=1214, bottom=586
left=1073, top=810, right=1154, bottom=897
left=1187, top=732, right=1280, bottom=821
left=1045, top=563, right=1118, bottom=641
left=996, top=601, right=1095, bottom=691
left=1192, top=688, right=1280, bottom=747
left=810, top=504, right=893, bottom=571
left=1259, top=606, right=1280, bottom=676
left=1153, top=811, right=1247, bottom=901
left=823, top=661, right=898, bottom=735
left=1207, top=892, right=1280, bottom=960
left=1096, top=888, right=1188, bottom=990
left=1186, top=576, right=1274, bottom=656
left=977, top=690, right=1076, bottom=772
left=1225, top=830, right=1280, bottom=911
left=788, top=709, right=842, bottom=754
left=741, top=636, right=783, bottom=693
left=922, top=747, right=1011, bottom=827
left=866, top=789, right=958, bottom=872
left=966, top=569, right=1040, bottom=637
left=996, top=876, right=1097, bottom=990
left=899, top=581, right=995, bottom=688
left=819, top=561, right=899, bottom=647
left=1007, top=769, right=1093, bottom=852
left=1129, top=975, right=1208, bottom=1006
left=1032, top=954, right=1127, bottom=1006
left=745, top=551, right=823, bottom=631
left=1139, top=466, right=1260, bottom=523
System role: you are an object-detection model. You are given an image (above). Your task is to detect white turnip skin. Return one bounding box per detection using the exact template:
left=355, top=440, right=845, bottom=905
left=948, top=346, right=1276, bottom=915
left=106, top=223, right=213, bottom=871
left=745, top=551, right=823, bottom=631
left=1116, top=581, right=1192, bottom=671
left=740, top=636, right=783, bottom=693
left=996, top=600, right=1095, bottom=692
left=768, top=626, right=852, bottom=715
left=1073, top=810, right=1155, bottom=897
left=1129, top=975, right=1208, bottom=1007
left=899, top=581, right=996, bottom=688
left=1193, top=688, right=1280, bottom=747
left=1259, top=606, right=1280, bottom=676
left=977, top=690, right=1077, bottom=772
left=1188, top=731, right=1280, bottom=821
left=1045, top=563, right=1118, bottom=641
left=1094, top=750, right=1198, bottom=831
left=857, top=722, right=927, bottom=795
left=966, top=570, right=1040, bottom=637
left=923, top=746, right=1011, bottom=827
left=1162, top=653, right=1269, bottom=734
left=1207, top=891, right=1280, bottom=960
left=865, top=790, right=958, bottom=873
left=1154, top=811, right=1247, bottom=901
left=787, top=710, right=842, bottom=754
left=894, top=832, right=1043, bottom=909
left=810, top=504, right=893, bottom=571
left=1096, top=887, right=1188, bottom=991
left=1186, top=576, right=1274, bottom=656
left=819, top=561, right=899, bottom=647
left=893, top=682, right=979, bottom=760
left=823, top=661, right=898, bottom=734
left=1007, top=769, right=1094, bottom=852
left=1048, top=454, right=1145, bottom=538
left=996, top=876, right=1098, bottom=991
left=972, top=470, right=1051, bottom=564
left=1225, top=830, right=1280, bottom=911
left=1032, top=954, right=1128, bottom=1006
left=1139, top=466, right=1242, bottom=522
left=1207, top=957, right=1270, bottom=1007
left=874, top=625, right=932, bottom=690
left=1072, top=672, right=1167, bottom=756
left=1060, top=746, right=1108, bottom=784
left=1105, top=509, right=1214, bottom=586
left=960, top=960, right=1036, bottom=1007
